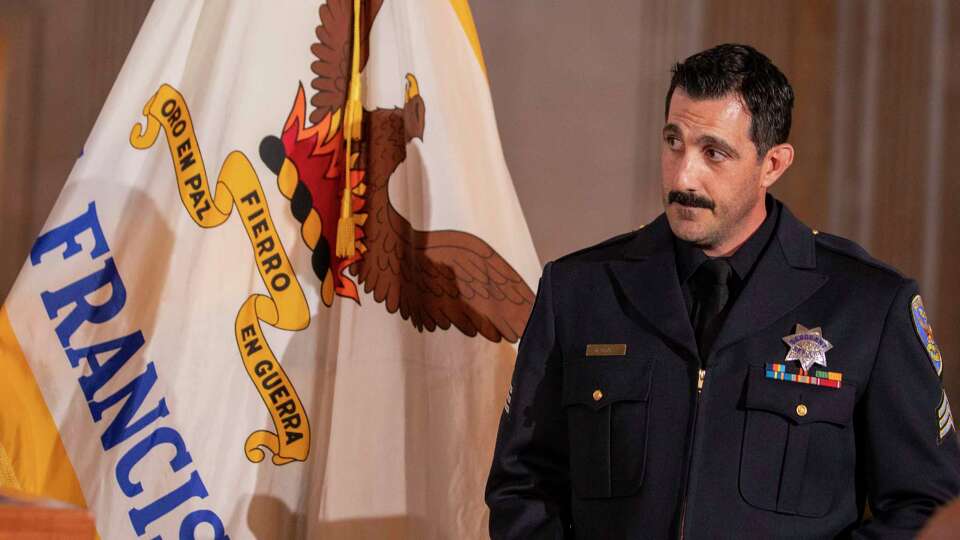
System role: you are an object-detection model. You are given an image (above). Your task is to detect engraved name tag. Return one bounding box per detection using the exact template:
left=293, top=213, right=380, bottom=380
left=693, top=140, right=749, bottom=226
left=585, top=343, right=627, bottom=357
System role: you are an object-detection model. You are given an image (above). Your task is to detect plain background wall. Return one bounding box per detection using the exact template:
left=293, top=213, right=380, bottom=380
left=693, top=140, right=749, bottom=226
left=1, top=0, right=958, bottom=391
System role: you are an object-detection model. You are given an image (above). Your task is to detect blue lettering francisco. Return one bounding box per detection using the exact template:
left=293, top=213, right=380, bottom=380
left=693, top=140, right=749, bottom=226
left=31, top=201, right=229, bottom=539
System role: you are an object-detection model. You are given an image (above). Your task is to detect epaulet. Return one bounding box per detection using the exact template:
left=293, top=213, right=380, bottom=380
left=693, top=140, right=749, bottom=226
left=812, top=230, right=904, bottom=277
left=553, top=228, right=641, bottom=264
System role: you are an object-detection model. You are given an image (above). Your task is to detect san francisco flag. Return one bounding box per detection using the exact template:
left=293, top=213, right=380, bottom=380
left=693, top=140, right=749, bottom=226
left=0, top=1, right=539, bottom=538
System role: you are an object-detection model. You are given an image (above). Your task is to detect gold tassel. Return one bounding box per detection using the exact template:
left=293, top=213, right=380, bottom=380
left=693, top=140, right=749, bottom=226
left=336, top=0, right=363, bottom=258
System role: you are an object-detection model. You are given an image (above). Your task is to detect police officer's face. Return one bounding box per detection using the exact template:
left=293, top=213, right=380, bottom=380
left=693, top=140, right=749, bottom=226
left=660, top=89, right=789, bottom=255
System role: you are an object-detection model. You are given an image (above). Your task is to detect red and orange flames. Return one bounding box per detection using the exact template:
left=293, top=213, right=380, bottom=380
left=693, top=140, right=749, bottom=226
left=279, top=84, right=366, bottom=303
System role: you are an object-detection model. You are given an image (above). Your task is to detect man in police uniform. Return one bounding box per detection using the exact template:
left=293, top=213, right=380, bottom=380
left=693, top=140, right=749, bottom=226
left=485, top=44, right=960, bottom=538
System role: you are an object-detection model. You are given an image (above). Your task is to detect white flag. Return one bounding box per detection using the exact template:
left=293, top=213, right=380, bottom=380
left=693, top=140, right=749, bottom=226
left=0, top=1, right=540, bottom=538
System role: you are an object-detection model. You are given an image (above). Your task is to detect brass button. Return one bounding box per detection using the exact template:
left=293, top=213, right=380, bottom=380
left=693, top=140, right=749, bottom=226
left=592, top=389, right=603, bottom=401
left=812, top=229, right=820, bottom=235
left=796, top=403, right=808, bottom=417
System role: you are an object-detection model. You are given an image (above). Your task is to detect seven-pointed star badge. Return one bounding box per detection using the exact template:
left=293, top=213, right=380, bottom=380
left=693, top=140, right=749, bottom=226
left=782, top=324, right=833, bottom=372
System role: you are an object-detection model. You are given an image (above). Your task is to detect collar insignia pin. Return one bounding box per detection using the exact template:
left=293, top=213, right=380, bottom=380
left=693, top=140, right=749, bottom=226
left=782, top=324, right=833, bottom=372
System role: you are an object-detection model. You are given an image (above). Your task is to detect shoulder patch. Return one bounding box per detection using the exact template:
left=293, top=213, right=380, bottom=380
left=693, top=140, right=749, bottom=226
left=911, top=295, right=943, bottom=377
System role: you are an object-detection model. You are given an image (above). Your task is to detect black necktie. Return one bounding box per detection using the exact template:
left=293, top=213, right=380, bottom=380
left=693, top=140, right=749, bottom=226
left=691, top=258, right=734, bottom=361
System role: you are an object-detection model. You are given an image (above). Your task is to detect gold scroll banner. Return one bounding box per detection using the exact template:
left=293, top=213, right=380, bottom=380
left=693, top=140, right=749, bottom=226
left=130, top=84, right=311, bottom=465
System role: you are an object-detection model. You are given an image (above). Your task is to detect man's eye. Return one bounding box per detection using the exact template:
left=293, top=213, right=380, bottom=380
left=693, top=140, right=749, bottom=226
left=705, top=148, right=727, bottom=162
left=665, top=136, right=682, bottom=150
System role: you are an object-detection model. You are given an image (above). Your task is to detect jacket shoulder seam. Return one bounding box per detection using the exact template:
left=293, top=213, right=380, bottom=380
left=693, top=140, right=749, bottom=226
left=553, top=230, right=639, bottom=264
left=814, top=233, right=905, bottom=279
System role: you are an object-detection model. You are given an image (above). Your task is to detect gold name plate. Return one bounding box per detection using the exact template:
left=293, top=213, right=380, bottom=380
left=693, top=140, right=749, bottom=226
left=585, top=343, right=627, bottom=357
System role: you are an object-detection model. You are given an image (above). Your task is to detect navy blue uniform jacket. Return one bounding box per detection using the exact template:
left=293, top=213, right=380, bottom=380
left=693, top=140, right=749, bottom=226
left=485, top=200, right=960, bottom=539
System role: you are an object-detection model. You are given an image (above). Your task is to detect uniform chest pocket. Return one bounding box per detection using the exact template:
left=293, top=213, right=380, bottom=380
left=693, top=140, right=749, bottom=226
left=739, top=366, right=856, bottom=517
left=561, top=356, right=654, bottom=498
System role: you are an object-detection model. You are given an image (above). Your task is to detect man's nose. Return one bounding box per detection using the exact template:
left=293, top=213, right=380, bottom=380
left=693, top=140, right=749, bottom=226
left=672, top=153, right=704, bottom=191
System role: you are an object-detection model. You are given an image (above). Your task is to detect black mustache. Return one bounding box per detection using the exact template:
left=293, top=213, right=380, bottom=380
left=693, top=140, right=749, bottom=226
left=669, top=191, right=715, bottom=211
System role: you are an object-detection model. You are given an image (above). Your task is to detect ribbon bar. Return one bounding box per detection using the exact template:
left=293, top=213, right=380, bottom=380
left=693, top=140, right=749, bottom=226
left=765, top=362, right=842, bottom=389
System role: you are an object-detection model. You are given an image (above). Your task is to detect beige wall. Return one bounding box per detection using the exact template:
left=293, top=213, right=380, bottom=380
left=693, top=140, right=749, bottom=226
left=0, top=0, right=152, bottom=303
left=1, top=1, right=958, bottom=390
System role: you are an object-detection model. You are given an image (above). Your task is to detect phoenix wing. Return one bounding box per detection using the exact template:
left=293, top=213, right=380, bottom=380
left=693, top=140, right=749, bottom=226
left=352, top=202, right=536, bottom=343
left=311, top=0, right=384, bottom=125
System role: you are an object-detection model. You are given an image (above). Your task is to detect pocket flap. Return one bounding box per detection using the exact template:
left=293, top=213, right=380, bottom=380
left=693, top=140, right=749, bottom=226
left=562, top=357, right=653, bottom=410
left=744, top=366, right=855, bottom=426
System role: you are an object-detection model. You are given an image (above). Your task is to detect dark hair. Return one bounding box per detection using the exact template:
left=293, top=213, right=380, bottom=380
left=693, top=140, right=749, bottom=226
left=665, top=43, right=794, bottom=159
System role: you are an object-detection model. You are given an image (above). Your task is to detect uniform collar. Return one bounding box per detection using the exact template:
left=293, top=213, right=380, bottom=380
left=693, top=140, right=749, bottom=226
left=673, top=195, right=780, bottom=285
left=621, top=195, right=816, bottom=271
left=611, top=196, right=824, bottom=360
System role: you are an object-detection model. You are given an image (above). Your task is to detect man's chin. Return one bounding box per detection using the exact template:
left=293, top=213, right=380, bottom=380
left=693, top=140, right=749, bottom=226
left=666, top=212, right=714, bottom=245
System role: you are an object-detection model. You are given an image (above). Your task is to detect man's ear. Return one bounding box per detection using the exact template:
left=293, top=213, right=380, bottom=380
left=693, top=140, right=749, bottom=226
left=760, top=143, right=795, bottom=189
